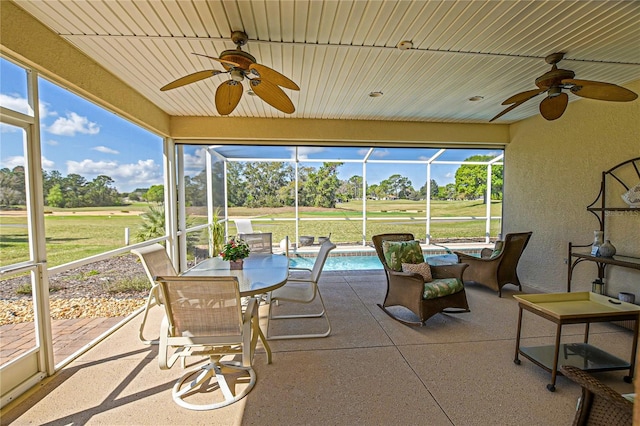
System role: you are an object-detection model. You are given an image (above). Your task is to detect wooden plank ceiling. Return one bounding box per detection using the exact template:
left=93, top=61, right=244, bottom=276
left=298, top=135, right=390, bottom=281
left=13, top=0, right=640, bottom=123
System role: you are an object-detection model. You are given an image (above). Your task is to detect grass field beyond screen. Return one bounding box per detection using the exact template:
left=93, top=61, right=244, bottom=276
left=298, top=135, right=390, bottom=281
left=1, top=199, right=501, bottom=267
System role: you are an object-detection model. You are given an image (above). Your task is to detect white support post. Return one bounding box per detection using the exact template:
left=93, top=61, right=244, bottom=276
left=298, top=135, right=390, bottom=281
left=26, top=68, right=54, bottom=375
left=426, top=163, right=431, bottom=245
left=165, top=138, right=180, bottom=271
left=294, top=148, right=299, bottom=247
left=485, top=163, right=492, bottom=244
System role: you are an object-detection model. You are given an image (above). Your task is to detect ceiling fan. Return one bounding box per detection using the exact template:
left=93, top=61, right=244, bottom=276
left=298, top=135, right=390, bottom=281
left=490, top=52, right=638, bottom=122
left=160, top=31, right=300, bottom=115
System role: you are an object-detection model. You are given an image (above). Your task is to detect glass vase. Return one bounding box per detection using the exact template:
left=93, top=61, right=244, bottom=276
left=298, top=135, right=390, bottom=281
left=592, top=230, right=604, bottom=248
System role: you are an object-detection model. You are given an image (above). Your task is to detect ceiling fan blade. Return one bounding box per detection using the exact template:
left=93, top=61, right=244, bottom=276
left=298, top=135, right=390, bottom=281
left=501, top=88, right=546, bottom=105
left=215, top=80, right=243, bottom=115
left=490, top=89, right=545, bottom=122
left=562, top=79, right=638, bottom=102
left=250, top=79, right=295, bottom=113
left=490, top=99, right=529, bottom=122
left=160, top=70, right=222, bottom=91
left=249, top=63, right=300, bottom=90
left=539, top=93, right=568, bottom=121
left=192, top=52, right=241, bottom=68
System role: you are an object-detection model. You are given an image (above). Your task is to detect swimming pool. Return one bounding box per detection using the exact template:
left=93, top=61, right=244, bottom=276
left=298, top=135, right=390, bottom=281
left=288, top=252, right=468, bottom=271
left=289, top=255, right=383, bottom=271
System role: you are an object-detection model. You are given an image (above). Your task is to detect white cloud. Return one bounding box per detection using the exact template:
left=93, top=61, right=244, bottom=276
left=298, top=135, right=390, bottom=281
left=0, top=93, right=54, bottom=118
left=48, top=112, right=100, bottom=136
left=372, top=149, right=390, bottom=158
left=66, top=158, right=163, bottom=191
left=93, top=146, right=119, bottom=154
left=183, top=148, right=207, bottom=174
left=0, top=155, right=54, bottom=170
left=41, top=156, right=55, bottom=169
left=46, top=139, right=59, bottom=146
left=1, top=155, right=25, bottom=169
left=289, top=146, right=326, bottom=160
left=0, top=123, right=20, bottom=133
left=0, top=93, right=30, bottom=115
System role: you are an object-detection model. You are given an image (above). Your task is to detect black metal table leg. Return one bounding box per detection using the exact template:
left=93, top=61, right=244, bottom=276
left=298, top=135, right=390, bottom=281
left=514, top=306, right=523, bottom=365
left=547, top=323, right=563, bottom=392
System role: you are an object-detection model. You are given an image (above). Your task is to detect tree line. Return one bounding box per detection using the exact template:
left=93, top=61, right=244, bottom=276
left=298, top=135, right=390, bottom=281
left=0, top=155, right=502, bottom=209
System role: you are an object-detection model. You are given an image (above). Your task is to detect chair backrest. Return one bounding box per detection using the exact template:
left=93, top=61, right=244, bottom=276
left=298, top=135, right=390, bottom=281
left=235, top=219, right=254, bottom=234
left=372, top=233, right=414, bottom=271
left=309, top=239, right=337, bottom=283
left=497, top=232, right=532, bottom=281
left=155, top=276, right=243, bottom=338
left=131, top=243, right=177, bottom=283
left=239, top=232, right=273, bottom=253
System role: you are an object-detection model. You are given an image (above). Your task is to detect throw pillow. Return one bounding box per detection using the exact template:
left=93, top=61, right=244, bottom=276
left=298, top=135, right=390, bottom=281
left=382, top=240, right=424, bottom=271
left=402, top=262, right=433, bottom=282
left=490, top=240, right=504, bottom=259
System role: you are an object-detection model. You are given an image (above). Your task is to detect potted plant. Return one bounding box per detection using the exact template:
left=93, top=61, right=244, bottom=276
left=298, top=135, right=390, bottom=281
left=220, top=237, right=251, bottom=269
left=209, top=207, right=226, bottom=257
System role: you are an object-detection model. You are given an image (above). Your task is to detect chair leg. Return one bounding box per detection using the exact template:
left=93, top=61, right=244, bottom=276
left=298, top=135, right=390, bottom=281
left=266, top=290, right=331, bottom=340
left=139, top=290, right=159, bottom=345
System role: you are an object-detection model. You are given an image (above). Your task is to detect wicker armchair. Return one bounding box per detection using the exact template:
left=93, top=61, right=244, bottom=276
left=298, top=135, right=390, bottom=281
left=372, top=233, right=469, bottom=326
left=561, top=365, right=633, bottom=426
left=454, top=231, right=532, bottom=297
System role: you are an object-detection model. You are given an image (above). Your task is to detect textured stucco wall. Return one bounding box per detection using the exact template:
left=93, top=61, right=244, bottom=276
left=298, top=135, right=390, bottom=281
left=505, top=79, right=640, bottom=296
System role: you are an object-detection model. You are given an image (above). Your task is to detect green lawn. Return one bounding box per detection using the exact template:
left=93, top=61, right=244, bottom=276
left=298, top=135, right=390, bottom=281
left=1, top=199, right=501, bottom=267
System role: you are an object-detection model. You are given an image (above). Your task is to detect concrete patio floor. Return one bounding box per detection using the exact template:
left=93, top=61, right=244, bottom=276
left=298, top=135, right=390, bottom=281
left=1, top=270, right=636, bottom=425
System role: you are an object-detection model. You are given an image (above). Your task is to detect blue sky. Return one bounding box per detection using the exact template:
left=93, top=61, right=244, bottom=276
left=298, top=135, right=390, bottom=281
left=1, top=57, right=501, bottom=193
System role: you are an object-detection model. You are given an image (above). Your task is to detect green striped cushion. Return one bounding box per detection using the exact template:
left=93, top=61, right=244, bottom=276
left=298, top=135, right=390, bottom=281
left=382, top=240, right=424, bottom=271
left=423, top=278, right=464, bottom=300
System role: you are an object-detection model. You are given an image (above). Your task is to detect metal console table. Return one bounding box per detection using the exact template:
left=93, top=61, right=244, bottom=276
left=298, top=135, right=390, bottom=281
left=514, top=292, right=640, bottom=392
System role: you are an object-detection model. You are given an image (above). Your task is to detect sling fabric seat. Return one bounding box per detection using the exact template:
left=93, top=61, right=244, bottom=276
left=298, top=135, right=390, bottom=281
left=372, top=233, right=470, bottom=326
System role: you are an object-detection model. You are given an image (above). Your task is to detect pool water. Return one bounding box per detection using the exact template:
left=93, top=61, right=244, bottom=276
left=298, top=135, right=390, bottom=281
left=288, top=253, right=460, bottom=271
left=289, top=255, right=383, bottom=271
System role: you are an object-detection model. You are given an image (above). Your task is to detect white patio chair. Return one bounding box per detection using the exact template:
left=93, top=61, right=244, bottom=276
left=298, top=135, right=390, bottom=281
left=234, top=219, right=257, bottom=234
left=238, top=232, right=273, bottom=253
left=131, top=244, right=177, bottom=345
left=267, top=239, right=336, bottom=340
left=155, top=275, right=263, bottom=410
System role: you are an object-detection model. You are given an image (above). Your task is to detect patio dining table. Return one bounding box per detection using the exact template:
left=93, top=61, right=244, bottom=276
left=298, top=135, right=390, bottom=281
left=183, top=253, right=289, bottom=297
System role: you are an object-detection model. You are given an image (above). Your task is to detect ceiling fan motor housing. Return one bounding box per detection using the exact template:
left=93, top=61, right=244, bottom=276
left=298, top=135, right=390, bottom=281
left=535, top=66, right=575, bottom=90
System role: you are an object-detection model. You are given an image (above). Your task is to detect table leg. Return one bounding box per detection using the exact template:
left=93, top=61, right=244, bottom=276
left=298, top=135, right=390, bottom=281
left=514, top=306, right=523, bottom=365
left=624, top=315, right=639, bottom=383
left=583, top=323, right=590, bottom=344
left=547, top=323, right=563, bottom=392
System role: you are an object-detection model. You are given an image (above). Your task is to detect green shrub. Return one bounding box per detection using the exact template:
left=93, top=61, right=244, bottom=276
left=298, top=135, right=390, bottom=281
left=104, top=276, right=150, bottom=294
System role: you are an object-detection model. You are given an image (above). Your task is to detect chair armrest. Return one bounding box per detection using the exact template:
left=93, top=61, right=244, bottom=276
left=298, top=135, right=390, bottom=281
left=455, top=251, right=501, bottom=265
left=387, top=270, right=425, bottom=299
left=431, top=243, right=453, bottom=254
left=431, top=263, right=468, bottom=280
left=243, top=297, right=258, bottom=322
left=561, top=365, right=633, bottom=413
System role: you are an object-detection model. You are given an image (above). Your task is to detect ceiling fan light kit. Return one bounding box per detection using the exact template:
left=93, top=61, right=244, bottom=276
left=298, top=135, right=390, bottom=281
left=160, top=31, right=299, bottom=115
left=490, top=52, right=638, bottom=122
